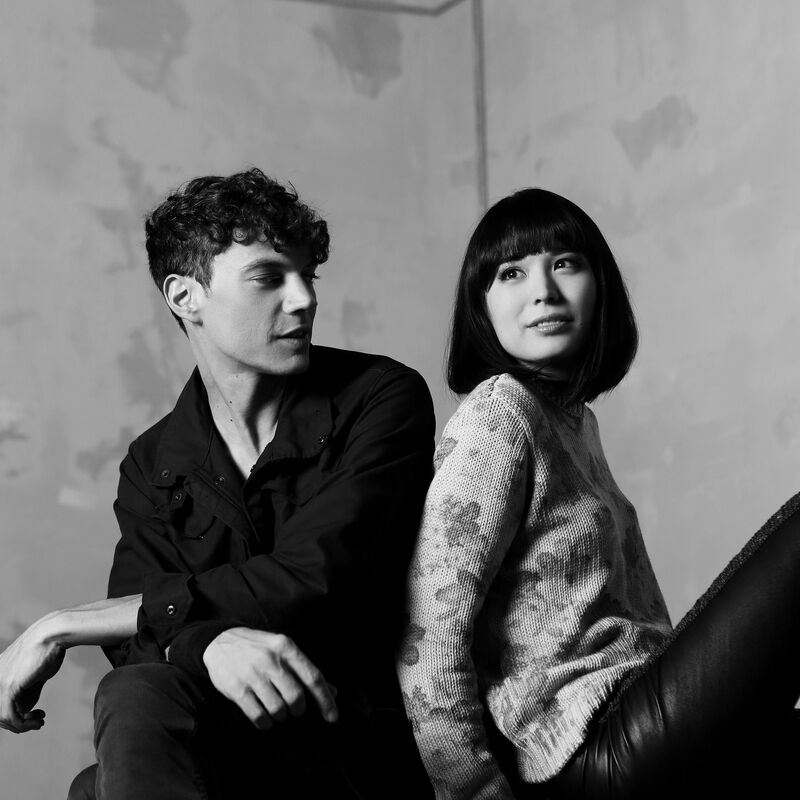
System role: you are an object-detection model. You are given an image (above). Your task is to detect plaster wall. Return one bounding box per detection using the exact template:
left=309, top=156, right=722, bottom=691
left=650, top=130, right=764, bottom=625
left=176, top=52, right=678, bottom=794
left=0, top=1, right=469, bottom=794
left=481, top=0, right=800, bottom=619
left=1, top=1, right=799, bottom=796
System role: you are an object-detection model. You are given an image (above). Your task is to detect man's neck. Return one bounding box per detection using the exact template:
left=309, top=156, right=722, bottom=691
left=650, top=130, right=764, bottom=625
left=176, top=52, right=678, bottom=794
left=195, top=352, right=287, bottom=478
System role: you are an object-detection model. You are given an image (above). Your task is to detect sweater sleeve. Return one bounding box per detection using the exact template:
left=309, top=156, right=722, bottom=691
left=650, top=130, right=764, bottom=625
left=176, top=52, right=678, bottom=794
left=398, top=386, right=531, bottom=800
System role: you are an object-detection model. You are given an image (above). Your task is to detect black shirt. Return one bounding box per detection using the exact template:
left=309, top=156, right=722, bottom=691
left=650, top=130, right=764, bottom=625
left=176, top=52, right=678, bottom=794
left=105, top=346, right=435, bottom=710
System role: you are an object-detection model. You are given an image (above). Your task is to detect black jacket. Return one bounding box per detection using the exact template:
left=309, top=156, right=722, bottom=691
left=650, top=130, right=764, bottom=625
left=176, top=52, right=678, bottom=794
left=105, top=346, right=435, bottom=717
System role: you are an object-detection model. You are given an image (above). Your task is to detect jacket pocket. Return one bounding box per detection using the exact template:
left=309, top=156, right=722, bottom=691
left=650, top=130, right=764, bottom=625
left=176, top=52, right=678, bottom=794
left=271, top=467, right=328, bottom=507
left=153, top=489, right=217, bottom=540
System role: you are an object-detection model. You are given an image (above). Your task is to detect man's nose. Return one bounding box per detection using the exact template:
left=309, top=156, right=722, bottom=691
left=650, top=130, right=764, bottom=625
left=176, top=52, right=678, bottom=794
left=282, top=274, right=317, bottom=313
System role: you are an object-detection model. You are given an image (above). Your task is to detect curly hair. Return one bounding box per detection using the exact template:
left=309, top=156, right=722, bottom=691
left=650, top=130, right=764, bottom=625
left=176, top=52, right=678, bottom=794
left=145, top=168, right=330, bottom=329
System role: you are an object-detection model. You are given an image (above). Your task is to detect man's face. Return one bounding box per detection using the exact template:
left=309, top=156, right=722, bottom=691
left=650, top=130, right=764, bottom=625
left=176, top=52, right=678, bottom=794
left=192, top=238, right=318, bottom=376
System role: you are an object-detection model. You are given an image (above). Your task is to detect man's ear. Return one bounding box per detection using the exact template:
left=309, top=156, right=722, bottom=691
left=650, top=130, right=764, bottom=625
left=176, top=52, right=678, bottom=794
left=163, top=274, right=204, bottom=325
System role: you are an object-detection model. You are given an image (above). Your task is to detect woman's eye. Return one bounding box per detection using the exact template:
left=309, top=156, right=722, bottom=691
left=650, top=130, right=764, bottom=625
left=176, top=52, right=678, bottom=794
left=553, top=255, right=585, bottom=271
left=499, top=267, right=521, bottom=281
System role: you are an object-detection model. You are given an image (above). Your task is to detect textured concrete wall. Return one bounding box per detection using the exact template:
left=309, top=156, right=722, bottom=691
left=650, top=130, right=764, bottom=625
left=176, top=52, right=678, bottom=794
left=480, top=0, right=800, bottom=617
left=1, top=1, right=799, bottom=796
left=0, top=1, right=469, bottom=794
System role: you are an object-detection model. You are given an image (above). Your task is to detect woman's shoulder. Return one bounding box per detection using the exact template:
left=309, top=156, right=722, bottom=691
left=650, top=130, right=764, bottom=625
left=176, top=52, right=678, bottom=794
left=465, top=373, right=549, bottom=413
left=434, top=375, right=536, bottom=471
left=448, top=373, right=590, bottom=441
left=447, top=373, right=544, bottom=435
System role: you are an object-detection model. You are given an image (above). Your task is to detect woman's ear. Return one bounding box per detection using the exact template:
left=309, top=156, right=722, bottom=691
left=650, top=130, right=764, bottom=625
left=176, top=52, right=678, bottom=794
left=163, top=274, right=203, bottom=326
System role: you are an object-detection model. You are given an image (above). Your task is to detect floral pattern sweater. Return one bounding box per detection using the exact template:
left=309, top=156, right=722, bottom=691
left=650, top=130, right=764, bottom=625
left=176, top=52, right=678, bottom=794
left=398, top=374, right=672, bottom=799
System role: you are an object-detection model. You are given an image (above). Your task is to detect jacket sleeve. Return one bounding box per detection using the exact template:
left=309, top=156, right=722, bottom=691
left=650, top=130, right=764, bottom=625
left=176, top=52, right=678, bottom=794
left=397, top=388, right=531, bottom=800
left=106, top=367, right=435, bottom=669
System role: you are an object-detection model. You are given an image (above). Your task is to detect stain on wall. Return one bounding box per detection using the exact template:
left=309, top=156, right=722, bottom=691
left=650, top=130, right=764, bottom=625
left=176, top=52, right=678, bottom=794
left=0, top=310, right=40, bottom=327
left=76, top=426, right=136, bottom=480
left=774, top=399, right=800, bottom=449
left=340, top=298, right=378, bottom=347
left=6, top=3, right=797, bottom=798
left=313, top=9, right=404, bottom=99
left=0, top=423, right=26, bottom=448
left=92, top=0, right=189, bottom=92
left=19, top=112, right=82, bottom=187
left=612, top=95, right=698, bottom=169
left=0, top=399, right=27, bottom=479
left=1, top=4, right=453, bottom=794
left=116, top=329, right=177, bottom=419
left=484, top=0, right=800, bottom=624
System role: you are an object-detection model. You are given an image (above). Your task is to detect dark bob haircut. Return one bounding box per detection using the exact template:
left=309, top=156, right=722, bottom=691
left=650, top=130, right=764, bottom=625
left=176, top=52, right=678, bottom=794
left=145, top=167, right=330, bottom=330
left=447, top=187, right=638, bottom=403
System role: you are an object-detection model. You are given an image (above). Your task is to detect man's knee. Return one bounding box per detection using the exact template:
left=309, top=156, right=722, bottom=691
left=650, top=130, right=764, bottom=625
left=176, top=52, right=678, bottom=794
left=67, top=764, right=97, bottom=800
left=96, top=663, right=181, bottom=712
left=94, top=663, right=205, bottom=741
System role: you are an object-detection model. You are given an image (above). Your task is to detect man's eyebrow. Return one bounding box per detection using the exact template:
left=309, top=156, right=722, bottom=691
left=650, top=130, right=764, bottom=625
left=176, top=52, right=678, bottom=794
left=241, top=257, right=318, bottom=273
left=240, top=257, right=288, bottom=273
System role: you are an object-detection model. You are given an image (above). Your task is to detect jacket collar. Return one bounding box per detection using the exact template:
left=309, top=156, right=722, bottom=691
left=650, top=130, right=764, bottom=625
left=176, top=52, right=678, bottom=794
left=150, top=348, right=334, bottom=487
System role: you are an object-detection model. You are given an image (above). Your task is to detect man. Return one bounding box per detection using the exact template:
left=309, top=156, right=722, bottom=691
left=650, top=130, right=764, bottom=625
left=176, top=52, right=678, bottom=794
left=0, top=168, right=435, bottom=798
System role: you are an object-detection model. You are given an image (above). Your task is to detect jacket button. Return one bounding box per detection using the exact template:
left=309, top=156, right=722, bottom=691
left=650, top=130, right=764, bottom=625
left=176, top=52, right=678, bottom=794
left=318, top=434, right=329, bottom=445
left=160, top=469, right=171, bottom=479
left=166, top=604, right=176, bottom=616
left=174, top=491, right=182, bottom=502
left=214, top=474, right=225, bottom=486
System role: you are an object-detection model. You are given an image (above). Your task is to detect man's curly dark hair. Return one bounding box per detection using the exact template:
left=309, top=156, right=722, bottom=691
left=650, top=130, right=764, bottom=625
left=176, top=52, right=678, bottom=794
left=145, top=167, right=330, bottom=329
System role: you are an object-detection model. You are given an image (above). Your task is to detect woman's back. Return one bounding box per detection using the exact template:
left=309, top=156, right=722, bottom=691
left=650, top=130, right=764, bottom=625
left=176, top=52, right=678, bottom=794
left=401, top=373, right=671, bottom=790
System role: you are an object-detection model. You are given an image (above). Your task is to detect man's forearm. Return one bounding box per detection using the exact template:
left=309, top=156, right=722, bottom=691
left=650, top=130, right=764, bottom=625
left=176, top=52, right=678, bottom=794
left=0, top=594, right=142, bottom=733
left=31, top=594, right=141, bottom=649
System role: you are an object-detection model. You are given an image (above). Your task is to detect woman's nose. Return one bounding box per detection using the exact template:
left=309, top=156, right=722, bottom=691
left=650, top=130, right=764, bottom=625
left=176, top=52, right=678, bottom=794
left=530, top=269, right=560, bottom=304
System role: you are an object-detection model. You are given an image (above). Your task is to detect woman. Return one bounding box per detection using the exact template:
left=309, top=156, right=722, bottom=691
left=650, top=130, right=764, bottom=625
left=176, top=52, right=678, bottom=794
left=398, top=188, right=800, bottom=799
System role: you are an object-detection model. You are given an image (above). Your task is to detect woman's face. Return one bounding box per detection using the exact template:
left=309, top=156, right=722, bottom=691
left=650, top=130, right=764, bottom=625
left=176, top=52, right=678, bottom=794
left=485, top=250, right=597, bottom=377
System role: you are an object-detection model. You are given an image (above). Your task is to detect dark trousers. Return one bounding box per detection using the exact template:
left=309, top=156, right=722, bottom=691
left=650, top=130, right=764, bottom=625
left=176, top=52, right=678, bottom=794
left=69, top=662, right=431, bottom=800
left=526, top=492, right=800, bottom=799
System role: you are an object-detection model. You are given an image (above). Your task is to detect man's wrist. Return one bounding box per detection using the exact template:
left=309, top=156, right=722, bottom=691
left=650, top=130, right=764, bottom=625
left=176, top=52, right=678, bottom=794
left=168, top=621, right=238, bottom=679
left=28, top=611, right=71, bottom=650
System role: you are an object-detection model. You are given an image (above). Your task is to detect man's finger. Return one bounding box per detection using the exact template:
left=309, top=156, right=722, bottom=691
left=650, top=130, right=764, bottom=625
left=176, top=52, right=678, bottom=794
left=284, top=649, right=338, bottom=723
left=233, top=688, right=273, bottom=731
left=268, top=670, right=307, bottom=718
left=9, top=702, right=45, bottom=732
left=0, top=695, right=25, bottom=733
left=0, top=721, right=20, bottom=734
left=22, top=709, right=45, bottom=724
left=250, top=677, right=290, bottom=723
left=13, top=716, right=44, bottom=733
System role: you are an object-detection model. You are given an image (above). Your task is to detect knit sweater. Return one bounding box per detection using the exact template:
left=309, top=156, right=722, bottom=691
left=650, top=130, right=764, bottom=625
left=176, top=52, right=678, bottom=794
left=398, top=374, right=672, bottom=799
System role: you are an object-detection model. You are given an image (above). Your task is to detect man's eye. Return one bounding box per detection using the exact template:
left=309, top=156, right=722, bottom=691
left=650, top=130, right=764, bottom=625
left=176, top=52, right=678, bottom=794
left=253, top=274, right=282, bottom=286
left=303, top=272, right=320, bottom=284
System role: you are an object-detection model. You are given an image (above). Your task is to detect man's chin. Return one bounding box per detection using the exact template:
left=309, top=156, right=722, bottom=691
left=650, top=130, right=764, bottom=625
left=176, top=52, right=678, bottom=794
left=259, top=353, right=310, bottom=376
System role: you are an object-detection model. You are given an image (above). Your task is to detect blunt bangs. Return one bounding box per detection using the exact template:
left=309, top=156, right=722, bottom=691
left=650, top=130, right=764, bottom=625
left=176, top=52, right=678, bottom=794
left=473, top=190, right=596, bottom=290
left=448, top=186, right=639, bottom=402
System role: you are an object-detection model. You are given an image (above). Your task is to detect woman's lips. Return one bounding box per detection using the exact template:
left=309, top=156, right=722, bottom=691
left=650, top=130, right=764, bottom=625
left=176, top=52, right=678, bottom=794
left=528, top=316, right=572, bottom=334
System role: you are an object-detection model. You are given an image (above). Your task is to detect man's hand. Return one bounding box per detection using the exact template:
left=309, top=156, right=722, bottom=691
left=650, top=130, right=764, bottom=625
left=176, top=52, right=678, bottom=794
left=0, top=622, right=66, bottom=734
left=203, top=627, right=338, bottom=730
left=0, top=595, right=140, bottom=734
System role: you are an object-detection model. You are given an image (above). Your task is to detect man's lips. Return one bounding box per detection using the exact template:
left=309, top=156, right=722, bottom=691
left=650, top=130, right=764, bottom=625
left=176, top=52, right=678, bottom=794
left=277, top=328, right=311, bottom=339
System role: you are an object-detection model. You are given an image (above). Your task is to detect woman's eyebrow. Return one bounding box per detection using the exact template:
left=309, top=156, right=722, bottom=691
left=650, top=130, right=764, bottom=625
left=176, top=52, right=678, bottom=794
left=551, top=250, right=586, bottom=260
